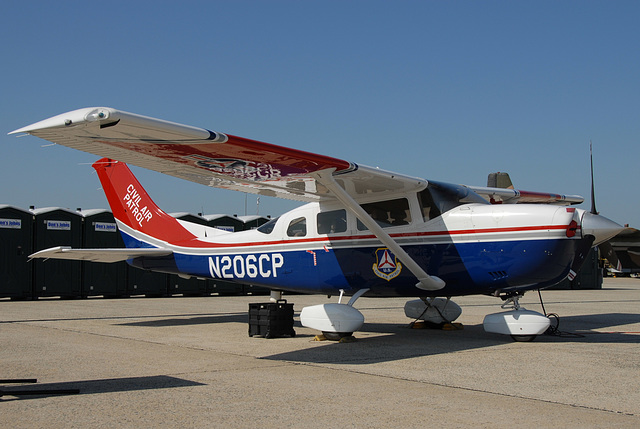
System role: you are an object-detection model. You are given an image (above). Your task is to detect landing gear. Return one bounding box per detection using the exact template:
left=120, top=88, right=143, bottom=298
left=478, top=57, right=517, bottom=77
left=404, top=297, right=462, bottom=324
left=483, top=292, right=550, bottom=342
left=270, top=290, right=283, bottom=302
left=320, top=332, right=355, bottom=341
left=510, top=334, right=537, bottom=342
left=300, top=289, right=369, bottom=341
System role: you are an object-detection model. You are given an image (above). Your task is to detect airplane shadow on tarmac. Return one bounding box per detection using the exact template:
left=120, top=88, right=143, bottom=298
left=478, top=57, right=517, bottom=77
left=117, top=312, right=248, bottom=327
left=0, top=375, right=204, bottom=401
left=0, top=312, right=248, bottom=326
left=263, top=322, right=505, bottom=364
left=107, top=310, right=640, bottom=365
left=261, top=313, right=640, bottom=365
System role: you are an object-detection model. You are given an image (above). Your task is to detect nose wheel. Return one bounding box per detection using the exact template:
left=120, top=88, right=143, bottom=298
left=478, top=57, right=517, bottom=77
left=510, top=334, right=538, bottom=342
left=483, top=292, right=550, bottom=342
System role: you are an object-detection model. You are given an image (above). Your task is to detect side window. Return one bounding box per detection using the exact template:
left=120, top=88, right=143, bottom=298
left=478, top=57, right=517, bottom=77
left=317, top=209, right=347, bottom=234
left=357, top=198, right=411, bottom=230
left=286, top=217, right=307, bottom=237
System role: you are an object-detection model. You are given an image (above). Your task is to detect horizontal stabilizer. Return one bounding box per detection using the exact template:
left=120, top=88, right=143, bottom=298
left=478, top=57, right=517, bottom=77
left=471, top=172, right=583, bottom=205
left=468, top=185, right=584, bottom=205
left=29, top=246, right=172, bottom=263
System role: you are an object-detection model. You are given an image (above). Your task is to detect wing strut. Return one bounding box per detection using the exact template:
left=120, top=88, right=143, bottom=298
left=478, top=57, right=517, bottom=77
left=314, top=170, right=445, bottom=291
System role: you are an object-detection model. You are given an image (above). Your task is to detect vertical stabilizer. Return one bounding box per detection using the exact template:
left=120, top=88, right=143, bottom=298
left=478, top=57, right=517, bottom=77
left=93, top=158, right=196, bottom=244
left=487, top=172, right=514, bottom=189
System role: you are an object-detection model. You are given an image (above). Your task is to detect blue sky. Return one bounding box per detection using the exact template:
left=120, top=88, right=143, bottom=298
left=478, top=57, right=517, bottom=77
left=2, top=1, right=638, bottom=227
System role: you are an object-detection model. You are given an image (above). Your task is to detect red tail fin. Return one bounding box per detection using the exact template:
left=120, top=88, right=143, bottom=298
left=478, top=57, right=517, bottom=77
left=93, top=158, right=196, bottom=243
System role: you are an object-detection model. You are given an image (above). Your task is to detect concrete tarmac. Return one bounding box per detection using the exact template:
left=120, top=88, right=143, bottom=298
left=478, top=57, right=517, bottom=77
left=1, top=278, right=639, bottom=428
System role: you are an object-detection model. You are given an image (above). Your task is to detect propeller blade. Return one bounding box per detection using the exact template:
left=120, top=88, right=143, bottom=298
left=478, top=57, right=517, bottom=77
left=576, top=141, right=625, bottom=279
left=590, top=140, right=598, bottom=215
left=568, top=235, right=595, bottom=281
left=599, top=240, right=622, bottom=272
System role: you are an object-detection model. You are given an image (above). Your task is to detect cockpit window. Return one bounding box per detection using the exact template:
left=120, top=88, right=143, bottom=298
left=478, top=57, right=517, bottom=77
left=419, top=181, right=488, bottom=221
left=317, top=209, right=347, bottom=234
left=286, top=217, right=307, bottom=237
left=257, top=217, right=279, bottom=234
left=357, top=198, right=411, bottom=230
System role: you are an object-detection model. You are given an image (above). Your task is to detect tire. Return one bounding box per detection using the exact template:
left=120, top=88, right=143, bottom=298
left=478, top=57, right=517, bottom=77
left=510, top=334, right=537, bottom=342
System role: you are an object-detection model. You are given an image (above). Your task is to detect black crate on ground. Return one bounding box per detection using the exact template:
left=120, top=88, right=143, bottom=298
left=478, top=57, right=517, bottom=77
left=248, top=300, right=295, bottom=338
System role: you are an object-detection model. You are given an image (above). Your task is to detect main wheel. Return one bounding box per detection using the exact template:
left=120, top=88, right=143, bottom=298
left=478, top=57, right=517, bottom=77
left=510, top=334, right=537, bottom=342
left=322, top=331, right=353, bottom=341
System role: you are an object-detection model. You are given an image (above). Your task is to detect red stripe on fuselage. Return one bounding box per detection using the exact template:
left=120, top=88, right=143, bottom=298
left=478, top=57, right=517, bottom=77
left=164, top=224, right=571, bottom=250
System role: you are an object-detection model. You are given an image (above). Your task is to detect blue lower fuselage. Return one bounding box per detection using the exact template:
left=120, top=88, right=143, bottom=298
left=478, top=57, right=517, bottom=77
left=126, top=232, right=578, bottom=297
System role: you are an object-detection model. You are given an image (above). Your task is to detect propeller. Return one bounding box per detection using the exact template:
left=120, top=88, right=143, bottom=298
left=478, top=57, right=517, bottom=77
left=568, top=141, right=622, bottom=280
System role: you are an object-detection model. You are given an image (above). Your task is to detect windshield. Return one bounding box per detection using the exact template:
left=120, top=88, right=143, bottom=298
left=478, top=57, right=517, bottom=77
left=420, top=181, right=488, bottom=220
left=257, top=217, right=279, bottom=234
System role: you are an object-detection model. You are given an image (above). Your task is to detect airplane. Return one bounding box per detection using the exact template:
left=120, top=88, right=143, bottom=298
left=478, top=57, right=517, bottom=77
left=9, top=107, right=625, bottom=341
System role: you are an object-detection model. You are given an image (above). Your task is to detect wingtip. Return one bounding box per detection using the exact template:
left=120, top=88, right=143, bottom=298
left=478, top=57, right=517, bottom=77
left=8, top=125, right=36, bottom=135
left=9, top=107, right=115, bottom=136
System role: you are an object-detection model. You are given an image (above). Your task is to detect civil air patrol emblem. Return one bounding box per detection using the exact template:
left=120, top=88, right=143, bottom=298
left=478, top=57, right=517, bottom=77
left=372, top=248, right=402, bottom=281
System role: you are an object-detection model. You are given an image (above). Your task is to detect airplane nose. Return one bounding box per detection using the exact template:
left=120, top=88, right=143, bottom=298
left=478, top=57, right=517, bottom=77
left=581, top=212, right=624, bottom=245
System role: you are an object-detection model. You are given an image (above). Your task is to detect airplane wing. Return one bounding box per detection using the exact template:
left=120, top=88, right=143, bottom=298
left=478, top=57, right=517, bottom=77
left=29, top=246, right=172, bottom=263
left=10, top=107, right=425, bottom=202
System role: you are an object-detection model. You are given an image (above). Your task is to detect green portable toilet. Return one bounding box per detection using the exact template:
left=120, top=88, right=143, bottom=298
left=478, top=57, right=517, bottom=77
left=0, top=205, right=33, bottom=299
left=80, top=209, right=127, bottom=297
left=32, top=207, right=82, bottom=298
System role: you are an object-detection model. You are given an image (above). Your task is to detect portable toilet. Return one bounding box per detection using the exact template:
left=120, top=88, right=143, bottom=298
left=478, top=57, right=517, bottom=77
left=167, top=274, right=209, bottom=296
left=32, top=207, right=82, bottom=298
left=80, top=209, right=127, bottom=297
left=204, top=214, right=244, bottom=233
left=238, top=215, right=270, bottom=231
left=0, top=205, right=33, bottom=299
left=170, top=212, right=209, bottom=226
left=126, top=266, right=168, bottom=297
